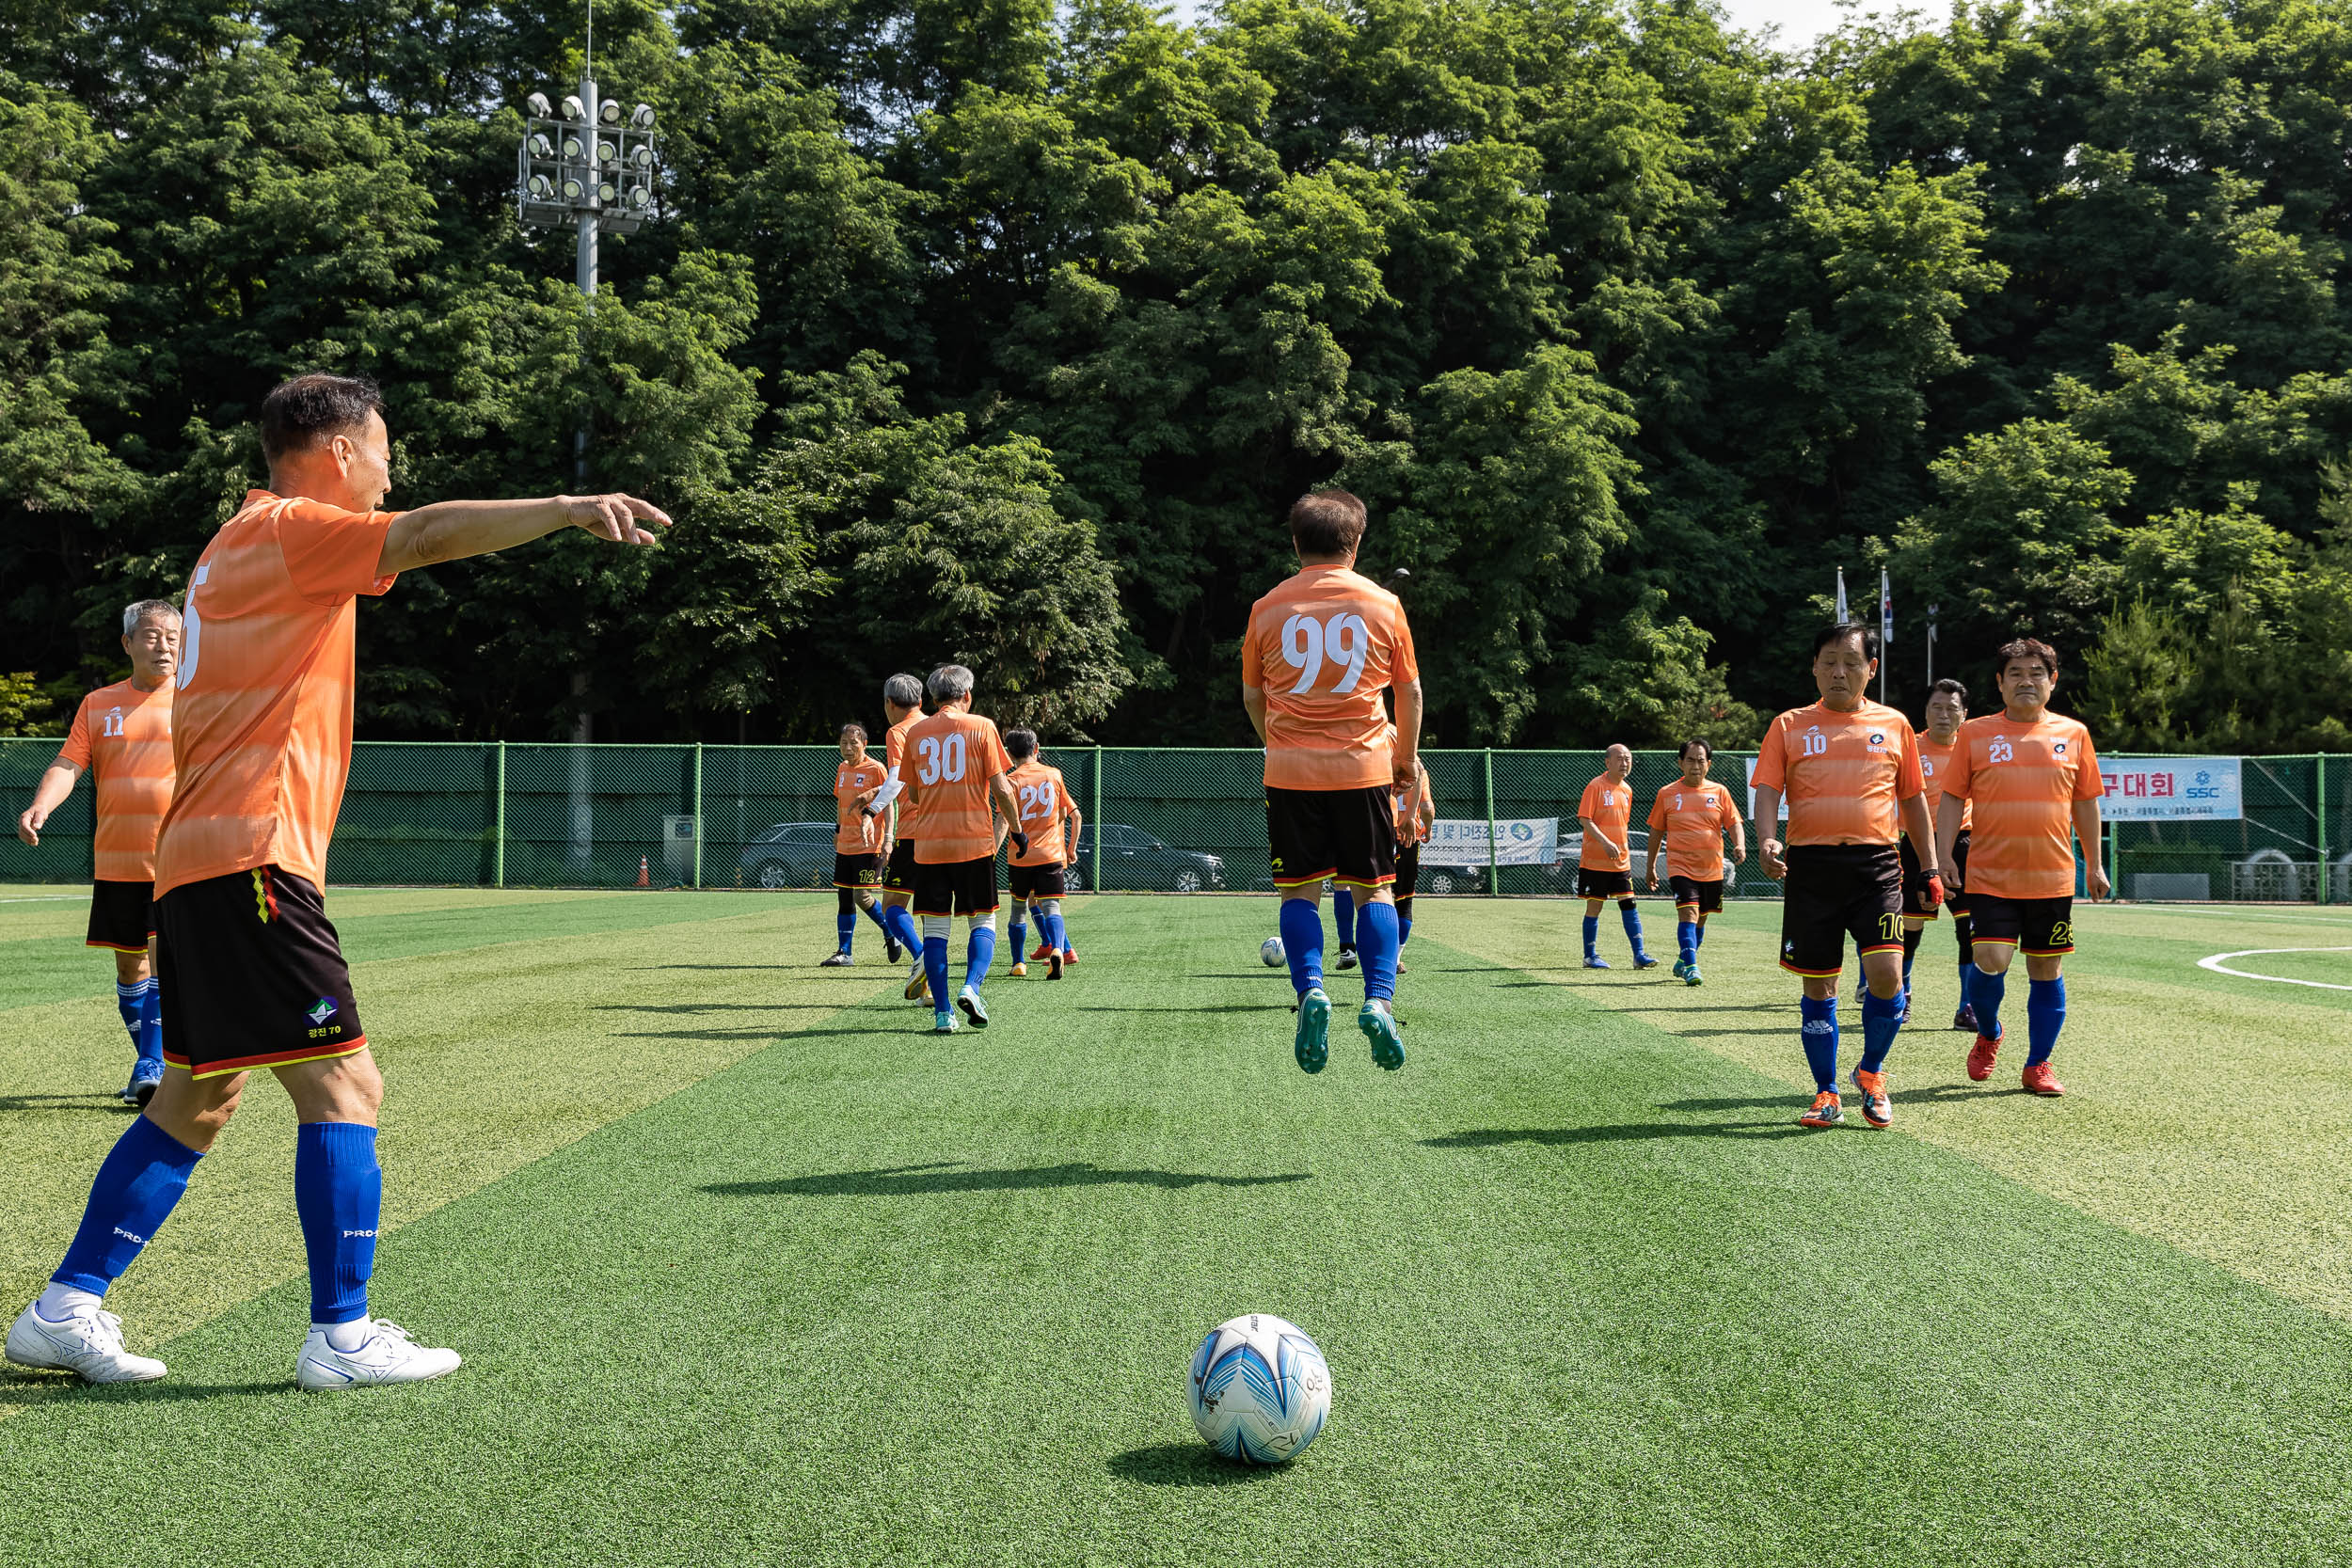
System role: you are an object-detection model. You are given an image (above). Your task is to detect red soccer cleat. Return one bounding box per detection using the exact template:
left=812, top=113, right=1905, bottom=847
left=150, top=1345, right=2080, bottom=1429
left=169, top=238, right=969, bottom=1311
left=2022, top=1061, right=2065, bottom=1097
left=1966, top=1034, right=2001, bottom=1082
left=1029, top=942, right=1055, bottom=961
left=1852, top=1069, right=1893, bottom=1129
left=1060, top=946, right=1078, bottom=966
left=1798, top=1090, right=1844, bottom=1129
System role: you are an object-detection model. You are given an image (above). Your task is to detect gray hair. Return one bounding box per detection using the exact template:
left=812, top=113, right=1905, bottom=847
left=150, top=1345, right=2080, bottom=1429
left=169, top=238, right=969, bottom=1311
left=122, top=599, right=181, bottom=636
left=928, top=664, right=975, bottom=703
left=882, top=673, right=925, bottom=710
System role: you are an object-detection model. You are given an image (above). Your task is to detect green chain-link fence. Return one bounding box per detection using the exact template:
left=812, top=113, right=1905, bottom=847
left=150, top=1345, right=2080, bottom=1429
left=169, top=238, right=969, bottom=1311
left=3, top=739, right=2345, bottom=901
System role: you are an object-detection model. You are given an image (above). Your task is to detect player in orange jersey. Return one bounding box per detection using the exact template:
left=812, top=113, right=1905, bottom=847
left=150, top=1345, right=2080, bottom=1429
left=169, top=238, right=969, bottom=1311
left=1937, top=639, right=2106, bottom=1097
left=7, top=373, right=666, bottom=1390
left=858, top=674, right=930, bottom=997
left=1753, top=623, right=1942, bottom=1131
left=1643, top=738, right=1745, bottom=988
left=821, top=723, right=898, bottom=967
left=1001, top=728, right=1081, bottom=980
left=16, top=600, right=182, bottom=1105
left=1576, top=744, right=1656, bottom=970
left=1391, top=735, right=1435, bottom=974
left=901, top=664, right=1027, bottom=1032
left=1242, top=489, right=1420, bottom=1074
left=1911, top=678, right=1979, bottom=1032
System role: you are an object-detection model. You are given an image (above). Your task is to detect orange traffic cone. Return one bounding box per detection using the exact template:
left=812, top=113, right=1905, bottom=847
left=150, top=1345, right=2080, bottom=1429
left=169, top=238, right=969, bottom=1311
left=636, top=855, right=650, bottom=887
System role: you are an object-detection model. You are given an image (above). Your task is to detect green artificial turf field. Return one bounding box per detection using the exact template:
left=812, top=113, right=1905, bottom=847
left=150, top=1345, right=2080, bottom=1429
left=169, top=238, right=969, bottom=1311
left=4, top=885, right=2351, bottom=1566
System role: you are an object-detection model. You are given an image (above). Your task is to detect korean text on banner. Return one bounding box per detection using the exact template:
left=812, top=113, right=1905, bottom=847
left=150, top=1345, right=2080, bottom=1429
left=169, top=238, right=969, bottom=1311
left=2100, top=757, right=2243, bottom=821
left=1426, top=818, right=1559, bottom=868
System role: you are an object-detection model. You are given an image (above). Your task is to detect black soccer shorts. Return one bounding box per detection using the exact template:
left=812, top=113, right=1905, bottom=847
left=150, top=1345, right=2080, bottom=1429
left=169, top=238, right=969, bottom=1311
left=1394, top=844, right=1421, bottom=904
left=833, top=851, right=882, bottom=890
left=1576, top=868, right=1634, bottom=900
left=1947, top=830, right=1973, bottom=918
left=1265, top=785, right=1395, bottom=893
left=155, top=866, right=365, bottom=1079
left=1969, top=893, right=2075, bottom=958
left=86, top=879, right=155, bottom=955
left=912, top=855, right=999, bottom=917
left=1667, top=875, right=1724, bottom=914
left=1778, top=844, right=1905, bottom=977
left=883, top=839, right=918, bottom=894
left=1008, top=863, right=1067, bottom=901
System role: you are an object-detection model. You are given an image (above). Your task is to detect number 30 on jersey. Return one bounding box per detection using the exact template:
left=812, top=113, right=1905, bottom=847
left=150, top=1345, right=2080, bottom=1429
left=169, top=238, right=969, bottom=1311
left=916, top=734, right=967, bottom=784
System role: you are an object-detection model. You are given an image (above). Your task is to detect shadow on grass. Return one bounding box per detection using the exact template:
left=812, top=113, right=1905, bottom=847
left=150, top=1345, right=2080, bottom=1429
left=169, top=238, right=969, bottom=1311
left=706, top=1162, right=1312, bottom=1197
left=0, top=1093, right=134, bottom=1114
left=1107, top=1442, right=1283, bottom=1488
left=595, top=1003, right=840, bottom=1015
left=1423, top=1122, right=1807, bottom=1148
left=1076, top=1005, right=1288, bottom=1015
left=1898, top=1082, right=2020, bottom=1102
left=614, top=1023, right=902, bottom=1042
left=0, top=1374, right=285, bottom=1410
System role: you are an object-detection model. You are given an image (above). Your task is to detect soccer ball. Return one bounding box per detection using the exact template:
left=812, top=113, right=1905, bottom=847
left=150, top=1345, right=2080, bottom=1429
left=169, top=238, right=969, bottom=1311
left=1187, top=1313, right=1331, bottom=1465
left=1260, top=936, right=1286, bottom=968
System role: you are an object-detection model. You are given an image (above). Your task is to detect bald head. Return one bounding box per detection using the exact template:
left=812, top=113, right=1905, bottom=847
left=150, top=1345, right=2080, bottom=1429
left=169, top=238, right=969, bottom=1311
left=1603, top=744, right=1631, bottom=782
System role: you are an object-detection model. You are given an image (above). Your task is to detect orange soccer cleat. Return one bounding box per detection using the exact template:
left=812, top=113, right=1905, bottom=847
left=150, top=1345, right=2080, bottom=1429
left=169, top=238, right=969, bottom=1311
left=1966, top=1034, right=2001, bottom=1082
left=1851, top=1069, right=1893, bottom=1129
left=2022, top=1061, right=2065, bottom=1097
left=1798, top=1090, right=1845, bottom=1129
left=1029, top=941, right=1055, bottom=961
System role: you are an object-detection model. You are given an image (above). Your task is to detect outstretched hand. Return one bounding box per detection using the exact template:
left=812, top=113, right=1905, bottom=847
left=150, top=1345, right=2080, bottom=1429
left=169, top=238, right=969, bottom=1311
left=561, top=494, right=671, bottom=546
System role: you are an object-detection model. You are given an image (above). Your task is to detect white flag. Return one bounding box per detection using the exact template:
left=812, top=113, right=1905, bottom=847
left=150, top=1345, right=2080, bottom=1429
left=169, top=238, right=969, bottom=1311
left=1835, top=567, right=1849, bottom=621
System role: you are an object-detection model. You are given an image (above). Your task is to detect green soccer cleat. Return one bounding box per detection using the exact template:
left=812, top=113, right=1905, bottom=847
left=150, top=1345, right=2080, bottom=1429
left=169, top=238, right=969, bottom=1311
left=1671, top=958, right=1688, bottom=979
left=1359, top=999, right=1405, bottom=1071
left=957, top=985, right=991, bottom=1030
left=1683, top=962, right=1704, bottom=987
left=932, top=1009, right=959, bottom=1035
left=1294, top=988, right=1331, bottom=1074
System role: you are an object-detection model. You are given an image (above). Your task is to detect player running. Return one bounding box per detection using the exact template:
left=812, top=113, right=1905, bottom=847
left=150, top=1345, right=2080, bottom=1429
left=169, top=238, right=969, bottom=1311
left=822, top=723, right=896, bottom=967
left=15, top=600, right=181, bottom=1105
left=1936, top=640, right=2106, bottom=1097
left=902, top=665, right=1027, bottom=1033
left=1002, top=729, right=1081, bottom=980
left=1576, top=744, right=1656, bottom=970
left=1914, top=678, right=1978, bottom=1031
left=1241, top=488, right=1421, bottom=1074
left=864, top=673, right=930, bottom=999
left=1642, top=739, right=1745, bottom=988
left=1753, top=623, right=1942, bottom=1131
left=6, top=373, right=667, bottom=1389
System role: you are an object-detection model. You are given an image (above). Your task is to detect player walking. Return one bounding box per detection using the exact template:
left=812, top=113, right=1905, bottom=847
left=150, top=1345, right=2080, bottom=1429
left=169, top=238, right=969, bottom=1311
left=1002, top=729, right=1081, bottom=980
left=6, top=373, right=667, bottom=1388
left=15, top=600, right=181, bottom=1104
left=865, top=673, right=929, bottom=998
left=1241, top=489, right=1421, bottom=1074
left=822, top=723, right=895, bottom=967
left=1914, top=678, right=1978, bottom=1031
left=1936, top=640, right=2106, bottom=1096
left=902, top=665, right=1027, bottom=1033
left=1391, top=734, right=1434, bottom=973
left=1753, top=623, right=1942, bottom=1131
left=1643, top=739, right=1745, bottom=988
left=1577, top=744, right=1656, bottom=970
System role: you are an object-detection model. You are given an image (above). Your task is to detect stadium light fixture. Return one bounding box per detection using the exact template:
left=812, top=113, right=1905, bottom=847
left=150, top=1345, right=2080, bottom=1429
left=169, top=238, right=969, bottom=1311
left=561, top=94, right=585, bottom=121
left=598, top=98, right=623, bottom=124
left=527, top=91, right=551, bottom=118
left=630, top=103, right=654, bottom=128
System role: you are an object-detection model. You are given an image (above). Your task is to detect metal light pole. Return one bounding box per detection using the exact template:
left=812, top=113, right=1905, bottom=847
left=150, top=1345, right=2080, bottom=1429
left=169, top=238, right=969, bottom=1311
left=1926, top=603, right=1939, bottom=689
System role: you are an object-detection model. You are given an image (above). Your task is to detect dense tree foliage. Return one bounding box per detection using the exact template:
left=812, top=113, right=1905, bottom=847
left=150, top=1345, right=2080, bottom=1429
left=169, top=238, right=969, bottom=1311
left=4, top=0, right=2348, bottom=749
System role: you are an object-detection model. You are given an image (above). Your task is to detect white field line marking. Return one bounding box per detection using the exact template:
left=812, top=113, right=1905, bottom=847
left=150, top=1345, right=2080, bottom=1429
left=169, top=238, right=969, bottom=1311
left=0, top=895, right=81, bottom=903
left=2118, top=905, right=2352, bottom=930
left=2197, top=947, right=2352, bottom=991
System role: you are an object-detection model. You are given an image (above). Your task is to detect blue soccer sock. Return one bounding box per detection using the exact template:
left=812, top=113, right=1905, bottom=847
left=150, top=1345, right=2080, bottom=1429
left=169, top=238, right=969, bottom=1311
left=1618, top=900, right=1647, bottom=959
left=1581, top=914, right=1599, bottom=958
left=885, top=903, right=921, bottom=958
left=862, top=899, right=888, bottom=932
left=1799, top=996, right=1839, bottom=1090
left=52, top=1117, right=203, bottom=1295
left=1975, top=965, right=2009, bottom=1039
left=2026, top=975, right=2066, bottom=1066
left=1695, top=921, right=1708, bottom=948
left=1042, top=910, right=1068, bottom=952
left=115, top=979, right=151, bottom=1051
left=138, top=980, right=163, bottom=1063
left=966, top=925, right=997, bottom=990
left=1333, top=889, right=1357, bottom=949
left=1859, top=988, right=1903, bottom=1074
left=1399, top=915, right=1413, bottom=947
left=1677, top=918, right=1697, bottom=966
left=835, top=910, right=857, bottom=952
left=294, top=1122, right=380, bottom=1326
left=1358, top=899, right=1400, bottom=1003
left=1279, top=898, right=1326, bottom=995
left=1009, top=911, right=1027, bottom=958
left=923, top=933, right=951, bottom=1006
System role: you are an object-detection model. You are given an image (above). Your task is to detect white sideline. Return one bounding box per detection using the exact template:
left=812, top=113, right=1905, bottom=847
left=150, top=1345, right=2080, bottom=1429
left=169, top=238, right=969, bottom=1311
left=2196, top=946, right=2352, bottom=991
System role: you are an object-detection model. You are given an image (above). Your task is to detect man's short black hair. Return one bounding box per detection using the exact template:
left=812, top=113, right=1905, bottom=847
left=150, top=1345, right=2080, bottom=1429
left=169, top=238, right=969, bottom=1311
left=1290, top=489, right=1368, bottom=559
left=1005, top=727, right=1039, bottom=761
left=260, top=373, right=383, bottom=462
left=1928, top=677, right=1969, bottom=708
left=1678, top=737, right=1714, bottom=760
left=1814, top=621, right=1879, bottom=661
left=1994, top=638, right=2059, bottom=678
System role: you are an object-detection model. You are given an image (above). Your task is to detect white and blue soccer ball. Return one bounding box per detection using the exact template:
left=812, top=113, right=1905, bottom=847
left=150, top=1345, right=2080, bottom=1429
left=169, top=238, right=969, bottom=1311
left=1260, top=936, right=1286, bottom=968
left=1187, top=1312, right=1331, bottom=1465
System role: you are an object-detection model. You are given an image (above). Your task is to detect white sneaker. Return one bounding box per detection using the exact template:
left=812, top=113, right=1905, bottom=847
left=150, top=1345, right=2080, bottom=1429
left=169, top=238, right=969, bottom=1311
left=294, top=1319, right=461, bottom=1391
left=6, top=1300, right=167, bottom=1384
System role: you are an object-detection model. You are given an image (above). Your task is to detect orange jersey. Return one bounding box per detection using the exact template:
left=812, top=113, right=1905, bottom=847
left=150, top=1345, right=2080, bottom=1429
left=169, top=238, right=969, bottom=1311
left=1753, top=701, right=1923, bottom=847
left=154, top=491, right=400, bottom=896
left=1242, top=566, right=1418, bottom=791
left=1917, top=733, right=1972, bottom=832
left=1576, top=774, right=1635, bottom=872
left=834, top=757, right=887, bottom=853
left=1646, top=779, right=1743, bottom=883
left=1008, top=761, right=1079, bottom=866
left=904, top=708, right=1012, bottom=864
left=56, top=679, right=176, bottom=882
left=1942, top=713, right=2102, bottom=900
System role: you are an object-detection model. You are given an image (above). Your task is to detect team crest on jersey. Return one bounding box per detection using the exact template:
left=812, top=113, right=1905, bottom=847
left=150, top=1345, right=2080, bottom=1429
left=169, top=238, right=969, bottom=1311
left=1867, top=731, right=1887, bottom=749
left=2053, top=740, right=2069, bottom=755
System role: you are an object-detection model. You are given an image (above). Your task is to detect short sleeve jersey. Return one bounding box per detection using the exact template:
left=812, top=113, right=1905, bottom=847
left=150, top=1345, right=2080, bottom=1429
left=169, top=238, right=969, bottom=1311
left=1752, top=701, right=1924, bottom=847
left=57, top=679, right=176, bottom=882
left=1917, top=734, right=1973, bottom=833
left=904, top=709, right=1013, bottom=864
left=154, top=491, right=399, bottom=896
left=1577, top=775, right=1634, bottom=872
left=1942, top=713, right=2102, bottom=900
left=1646, top=779, right=1742, bottom=883
left=834, top=757, right=887, bottom=853
left=1242, top=566, right=1418, bottom=791
left=1008, top=761, right=1075, bottom=866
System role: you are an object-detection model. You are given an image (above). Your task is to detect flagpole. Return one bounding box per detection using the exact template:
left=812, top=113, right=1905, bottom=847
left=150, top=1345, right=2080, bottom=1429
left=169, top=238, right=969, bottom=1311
left=1879, top=569, right=1893, bottom=705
